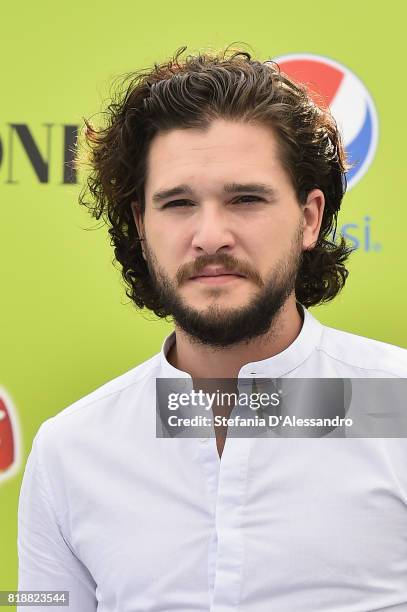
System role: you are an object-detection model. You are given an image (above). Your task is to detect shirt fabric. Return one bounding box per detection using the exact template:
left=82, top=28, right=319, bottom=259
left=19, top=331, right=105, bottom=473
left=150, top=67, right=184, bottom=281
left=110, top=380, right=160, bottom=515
left=18, top=304, right=407, bottom=611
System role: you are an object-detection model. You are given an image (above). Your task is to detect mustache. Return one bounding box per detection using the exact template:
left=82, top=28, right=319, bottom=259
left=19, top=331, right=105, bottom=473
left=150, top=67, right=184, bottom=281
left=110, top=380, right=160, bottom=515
left=176, top=253, right=264, bottom=287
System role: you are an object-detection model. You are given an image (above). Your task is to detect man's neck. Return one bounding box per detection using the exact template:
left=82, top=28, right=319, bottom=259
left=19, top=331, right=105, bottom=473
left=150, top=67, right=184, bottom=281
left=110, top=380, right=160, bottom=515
left=166, top=297, right=304, bottom=379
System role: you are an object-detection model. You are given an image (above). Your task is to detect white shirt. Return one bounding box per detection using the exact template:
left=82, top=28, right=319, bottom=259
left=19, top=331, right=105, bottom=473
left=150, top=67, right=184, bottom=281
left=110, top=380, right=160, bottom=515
left=18, top=305, right=407, bottom=611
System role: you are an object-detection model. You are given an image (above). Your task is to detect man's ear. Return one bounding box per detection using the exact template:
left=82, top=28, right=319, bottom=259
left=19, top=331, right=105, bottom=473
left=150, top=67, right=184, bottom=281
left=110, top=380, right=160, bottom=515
left=131, top=201, right=146, bottom=259
left=131, top=201, right=144, bottom=237
left=301, top=189, right=325, bottom=250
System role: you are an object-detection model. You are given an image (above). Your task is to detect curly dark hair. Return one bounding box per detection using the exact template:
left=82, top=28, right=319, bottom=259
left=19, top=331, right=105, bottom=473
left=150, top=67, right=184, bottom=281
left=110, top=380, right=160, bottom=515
left=78, top=44, right=353, bottom=315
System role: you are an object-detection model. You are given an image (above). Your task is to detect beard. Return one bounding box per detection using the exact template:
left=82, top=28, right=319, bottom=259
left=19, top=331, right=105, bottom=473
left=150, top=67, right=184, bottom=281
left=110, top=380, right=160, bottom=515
left=143, top=224, right=304, bottom=348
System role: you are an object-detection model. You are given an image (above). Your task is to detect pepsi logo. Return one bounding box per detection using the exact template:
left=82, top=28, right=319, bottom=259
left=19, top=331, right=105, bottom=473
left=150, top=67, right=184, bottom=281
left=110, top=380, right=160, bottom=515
left=272, top=53, right=379, bottom=190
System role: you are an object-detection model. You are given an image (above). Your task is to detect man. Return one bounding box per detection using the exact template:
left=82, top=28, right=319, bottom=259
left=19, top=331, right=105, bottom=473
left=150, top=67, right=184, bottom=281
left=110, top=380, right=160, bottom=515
left=18, top=46, right=407, bottom=611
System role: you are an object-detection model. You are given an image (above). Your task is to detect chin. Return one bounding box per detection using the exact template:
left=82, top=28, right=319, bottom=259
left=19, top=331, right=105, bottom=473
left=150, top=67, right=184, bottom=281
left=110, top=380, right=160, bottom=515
left=185, top=286, right=253, bottom=303
left=187, top=298, right=245, bottom=312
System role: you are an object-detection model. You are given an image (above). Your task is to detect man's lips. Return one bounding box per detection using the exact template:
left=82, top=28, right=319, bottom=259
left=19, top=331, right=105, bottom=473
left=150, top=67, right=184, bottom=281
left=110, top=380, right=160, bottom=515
left=189, top=270, right=246, bottom=284
left=189, top=268, right=245, bottom=279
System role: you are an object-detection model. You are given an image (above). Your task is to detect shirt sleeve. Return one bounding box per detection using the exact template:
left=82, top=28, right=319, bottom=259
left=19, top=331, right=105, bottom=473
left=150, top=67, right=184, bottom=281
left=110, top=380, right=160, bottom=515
left=17, top=426, right=98, bottom=611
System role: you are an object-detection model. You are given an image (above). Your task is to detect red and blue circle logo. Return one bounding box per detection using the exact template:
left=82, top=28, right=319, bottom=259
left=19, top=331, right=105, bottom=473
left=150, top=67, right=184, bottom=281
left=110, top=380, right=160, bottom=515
left=272, top=53, right=379, bottom=190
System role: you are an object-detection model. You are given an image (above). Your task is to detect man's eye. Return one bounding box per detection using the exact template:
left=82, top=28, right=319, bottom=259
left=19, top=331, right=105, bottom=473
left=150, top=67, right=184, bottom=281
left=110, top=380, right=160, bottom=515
left=162, top=200, right=193, bottom=209
left=235, top=196, right=263, bottom=204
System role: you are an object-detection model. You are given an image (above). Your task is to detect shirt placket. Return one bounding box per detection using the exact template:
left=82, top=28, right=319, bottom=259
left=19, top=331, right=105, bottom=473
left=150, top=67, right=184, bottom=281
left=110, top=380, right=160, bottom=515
left=199, top=434, right=252, bottom=611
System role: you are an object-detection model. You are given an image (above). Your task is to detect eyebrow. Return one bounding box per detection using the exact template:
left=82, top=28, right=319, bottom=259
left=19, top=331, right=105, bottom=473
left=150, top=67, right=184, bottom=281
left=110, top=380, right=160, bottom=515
left=151, top=182, right=279, bottom=204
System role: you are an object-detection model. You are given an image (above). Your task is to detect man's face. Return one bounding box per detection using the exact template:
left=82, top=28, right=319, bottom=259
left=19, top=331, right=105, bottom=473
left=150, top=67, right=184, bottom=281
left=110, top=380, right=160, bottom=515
left=134, top=118, right=321, bottom=347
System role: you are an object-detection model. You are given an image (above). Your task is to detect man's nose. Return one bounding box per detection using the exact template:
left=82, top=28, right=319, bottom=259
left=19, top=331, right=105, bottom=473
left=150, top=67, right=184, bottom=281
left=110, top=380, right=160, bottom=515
left=190, top=204, right=236, bottom=254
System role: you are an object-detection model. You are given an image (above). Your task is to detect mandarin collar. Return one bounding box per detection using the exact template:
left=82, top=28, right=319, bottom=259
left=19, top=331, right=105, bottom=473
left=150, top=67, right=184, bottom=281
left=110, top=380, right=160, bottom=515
left=158, top=303, right=324, bottom=381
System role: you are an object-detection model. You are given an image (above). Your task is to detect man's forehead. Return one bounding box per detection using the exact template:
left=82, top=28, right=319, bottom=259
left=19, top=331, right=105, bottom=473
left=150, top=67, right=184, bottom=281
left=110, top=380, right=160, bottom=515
left=146, top=119, right=281, bottom=163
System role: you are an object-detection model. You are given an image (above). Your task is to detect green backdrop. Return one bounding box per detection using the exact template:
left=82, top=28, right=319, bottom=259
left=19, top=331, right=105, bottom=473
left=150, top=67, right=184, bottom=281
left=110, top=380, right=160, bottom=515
left=1, top=0, right=406, bottom=602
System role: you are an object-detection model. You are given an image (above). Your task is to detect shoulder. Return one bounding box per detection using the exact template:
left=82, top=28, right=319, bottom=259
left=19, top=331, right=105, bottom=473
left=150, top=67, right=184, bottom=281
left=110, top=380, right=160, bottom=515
left=34, top=352, right=161, bottom=448
left=316, top=322, right=407, bottom=377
